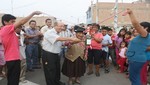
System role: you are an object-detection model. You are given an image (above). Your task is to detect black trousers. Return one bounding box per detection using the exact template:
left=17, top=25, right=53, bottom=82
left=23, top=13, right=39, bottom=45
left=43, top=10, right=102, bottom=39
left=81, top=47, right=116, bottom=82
left=87, top=49, right=102, bottom=65
left=6, top=60, right=21, bottom=85
left=42, top=50, right=61, bottom=85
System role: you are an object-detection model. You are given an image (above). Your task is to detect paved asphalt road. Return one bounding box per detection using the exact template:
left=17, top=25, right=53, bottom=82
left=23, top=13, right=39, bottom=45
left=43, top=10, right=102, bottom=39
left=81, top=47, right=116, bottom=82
left=0, top=64, right=131, bottom=85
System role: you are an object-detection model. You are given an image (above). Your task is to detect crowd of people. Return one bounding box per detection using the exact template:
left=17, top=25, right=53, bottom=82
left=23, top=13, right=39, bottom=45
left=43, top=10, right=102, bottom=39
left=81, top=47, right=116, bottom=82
left=0, top=8, right=150, bottom=85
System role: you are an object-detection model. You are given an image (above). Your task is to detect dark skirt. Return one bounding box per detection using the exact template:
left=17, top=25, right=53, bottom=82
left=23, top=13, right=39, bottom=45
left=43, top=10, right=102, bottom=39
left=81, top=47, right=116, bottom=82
left=62, top=57, right=86, bottom=77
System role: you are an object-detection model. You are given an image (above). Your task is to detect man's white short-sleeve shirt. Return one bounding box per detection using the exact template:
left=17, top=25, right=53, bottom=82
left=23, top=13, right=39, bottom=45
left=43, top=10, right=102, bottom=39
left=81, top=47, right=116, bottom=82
left=42, top=28, right=62, bottom=53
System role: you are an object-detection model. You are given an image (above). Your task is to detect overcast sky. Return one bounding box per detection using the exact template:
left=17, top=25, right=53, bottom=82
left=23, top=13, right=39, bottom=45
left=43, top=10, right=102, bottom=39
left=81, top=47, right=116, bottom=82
left=0, top=0, right=138, bottom=25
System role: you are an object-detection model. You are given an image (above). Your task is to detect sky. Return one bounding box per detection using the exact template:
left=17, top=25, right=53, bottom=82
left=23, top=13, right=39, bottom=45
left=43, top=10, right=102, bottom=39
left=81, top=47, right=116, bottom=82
left=0, top=0, right=138, bottom=25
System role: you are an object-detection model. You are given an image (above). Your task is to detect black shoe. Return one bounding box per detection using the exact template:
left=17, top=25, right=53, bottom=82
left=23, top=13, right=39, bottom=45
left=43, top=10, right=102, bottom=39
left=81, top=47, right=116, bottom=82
left=33, top=66, right=41, bottom=69
left=95, top=72, right=100, bottom=77
left=100, top=64, right=104, bottom=68
left=26, top=69, right=34, bottom=72
left=59, top=81, right=65, bottom=85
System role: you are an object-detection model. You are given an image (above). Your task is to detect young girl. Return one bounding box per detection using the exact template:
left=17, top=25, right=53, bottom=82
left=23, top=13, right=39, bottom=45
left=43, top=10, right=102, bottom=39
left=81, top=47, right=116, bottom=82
left=117, top=41, right=128, bottom=73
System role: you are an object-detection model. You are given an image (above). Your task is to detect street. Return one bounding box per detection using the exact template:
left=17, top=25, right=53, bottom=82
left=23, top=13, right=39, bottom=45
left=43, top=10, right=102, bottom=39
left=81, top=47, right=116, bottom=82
left=0, top=63, right=131, bottom=85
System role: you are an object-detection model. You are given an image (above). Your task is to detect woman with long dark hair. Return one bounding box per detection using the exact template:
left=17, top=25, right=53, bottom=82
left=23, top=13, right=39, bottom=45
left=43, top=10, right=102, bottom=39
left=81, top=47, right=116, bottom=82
left=115, top=28, right=126, bottom=66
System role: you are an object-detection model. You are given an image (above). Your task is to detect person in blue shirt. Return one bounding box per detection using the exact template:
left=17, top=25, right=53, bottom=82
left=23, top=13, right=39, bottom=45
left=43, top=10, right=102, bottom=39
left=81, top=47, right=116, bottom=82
left=125, top=8, right=150, bottom=85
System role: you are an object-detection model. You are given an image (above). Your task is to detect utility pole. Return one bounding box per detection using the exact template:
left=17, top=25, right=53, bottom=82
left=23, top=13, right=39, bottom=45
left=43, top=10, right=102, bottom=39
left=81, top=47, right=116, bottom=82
left=96, top=0, right=98, bottom=23
left=114, top=0, right=118, bottom=31
left=122, top=0, right=124, bottom=25
left=91, top=0, right=94, bottom=23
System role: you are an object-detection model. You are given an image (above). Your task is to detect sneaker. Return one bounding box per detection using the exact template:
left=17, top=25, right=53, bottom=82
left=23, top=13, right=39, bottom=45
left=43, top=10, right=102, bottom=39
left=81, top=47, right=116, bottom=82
left=26, top=69, right=34, bottom=72
left=59, top=81, right=66, bottom=85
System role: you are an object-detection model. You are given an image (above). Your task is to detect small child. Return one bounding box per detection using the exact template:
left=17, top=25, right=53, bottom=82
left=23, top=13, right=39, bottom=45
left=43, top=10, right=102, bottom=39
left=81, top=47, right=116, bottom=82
left=117, top=41, right=128, bottom=73
left=124, top=31, right=132, bottom=44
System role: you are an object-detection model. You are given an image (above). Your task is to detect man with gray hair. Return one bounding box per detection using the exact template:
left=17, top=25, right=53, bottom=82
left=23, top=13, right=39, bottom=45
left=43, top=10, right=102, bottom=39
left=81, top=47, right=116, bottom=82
left=42, top=21, right=81, bottom=85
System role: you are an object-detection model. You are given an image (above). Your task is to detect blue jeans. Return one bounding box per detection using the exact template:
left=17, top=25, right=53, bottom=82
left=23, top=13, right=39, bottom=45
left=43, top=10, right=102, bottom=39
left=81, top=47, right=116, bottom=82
left=59, top=47, right=67, bottom=58
left=25, top=44, right=39, bottom=69
left=129, top=60, right=145, bottom=85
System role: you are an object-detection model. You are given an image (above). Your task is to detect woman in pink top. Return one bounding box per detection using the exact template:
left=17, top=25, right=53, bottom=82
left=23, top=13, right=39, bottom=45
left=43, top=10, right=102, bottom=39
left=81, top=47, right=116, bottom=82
left=87, top=23, right=103, bottom=77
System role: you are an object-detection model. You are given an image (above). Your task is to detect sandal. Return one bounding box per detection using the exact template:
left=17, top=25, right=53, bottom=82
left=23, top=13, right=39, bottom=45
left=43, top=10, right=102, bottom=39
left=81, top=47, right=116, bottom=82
left=75, top=80, right=81, bottom=84
left=68, top=80, right=73, bottom=85
left=0, top=73, right=6, bottom=78
left=87, top=71, right=93, bottom=75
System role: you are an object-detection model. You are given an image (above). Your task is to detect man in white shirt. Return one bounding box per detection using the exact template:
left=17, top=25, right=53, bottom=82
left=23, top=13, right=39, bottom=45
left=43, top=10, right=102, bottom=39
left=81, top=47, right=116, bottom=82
left=40, top=18, right=52, bottom=34
left=42, top=21, right=81, bottom=85
left=101, top=26, right=112, bottom=73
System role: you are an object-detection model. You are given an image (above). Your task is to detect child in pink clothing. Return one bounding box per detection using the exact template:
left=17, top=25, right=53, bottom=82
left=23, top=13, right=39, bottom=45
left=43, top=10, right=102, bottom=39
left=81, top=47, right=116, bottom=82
left=117, top=41, right=128, bottom=73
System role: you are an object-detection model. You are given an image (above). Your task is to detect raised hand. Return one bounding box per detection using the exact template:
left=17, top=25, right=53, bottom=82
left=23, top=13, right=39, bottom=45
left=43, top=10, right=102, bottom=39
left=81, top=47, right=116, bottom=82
left=122, top=8, right=133, bottom=16
left=32, top=11, right=42, bottom=15
left=37, top=32, right=43, bottom=36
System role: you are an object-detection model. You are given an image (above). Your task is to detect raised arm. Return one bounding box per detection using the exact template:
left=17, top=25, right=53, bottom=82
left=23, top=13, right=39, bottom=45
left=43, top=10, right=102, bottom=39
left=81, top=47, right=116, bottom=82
left=92, top=37, right=103, bottom=43
left=14, top=11, right=42, bottom=30
left=56, top=37, right=81, bottom=43
left=125, top=8, right=147, bottom=37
